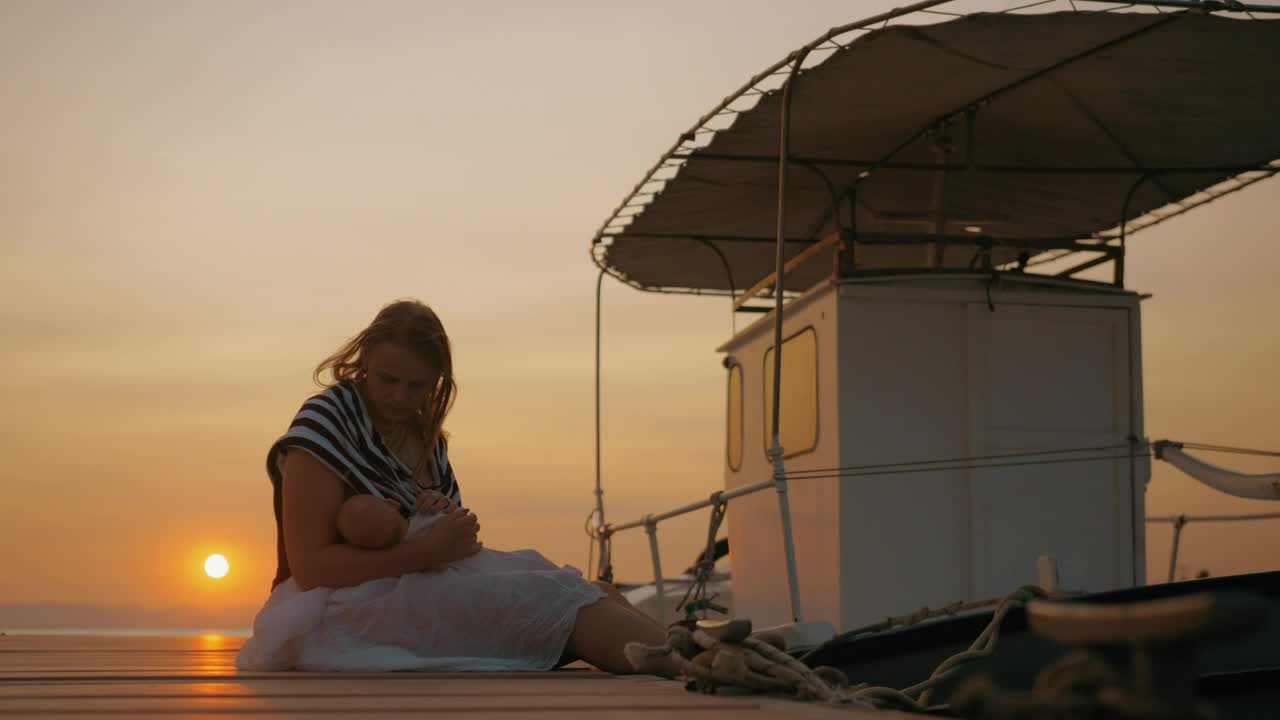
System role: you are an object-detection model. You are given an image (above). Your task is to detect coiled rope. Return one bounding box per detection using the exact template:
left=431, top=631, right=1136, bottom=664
left=626, top=586, right=1046, bottom=712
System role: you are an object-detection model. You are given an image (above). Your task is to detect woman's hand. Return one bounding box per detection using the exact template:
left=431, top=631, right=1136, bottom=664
left=412, top=489, right=457, bottom=514
left=401, top=509, right=482, bottom=570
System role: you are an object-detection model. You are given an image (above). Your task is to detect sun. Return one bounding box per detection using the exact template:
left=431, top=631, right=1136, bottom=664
left=204, top=554, right=230, bottom=579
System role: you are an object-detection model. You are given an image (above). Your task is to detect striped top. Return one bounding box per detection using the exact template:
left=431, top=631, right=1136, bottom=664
left=266, top=381, right=461, bottom=588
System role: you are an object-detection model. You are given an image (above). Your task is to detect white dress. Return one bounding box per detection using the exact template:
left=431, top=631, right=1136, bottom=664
left=236, top=513, right=605, bottom=672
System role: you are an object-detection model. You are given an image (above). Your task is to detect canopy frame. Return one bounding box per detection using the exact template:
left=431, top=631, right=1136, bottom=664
left=589, top=0, right=1280, bottom=302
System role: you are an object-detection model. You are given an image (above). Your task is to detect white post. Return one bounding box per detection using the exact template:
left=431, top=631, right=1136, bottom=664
left=770, top=444, right=804, bottom=623
left=1167, top=515, right=1187, bottom=583
left=644, top=516, right=667, bottom=626
left=1036, top=555, right=1060, bottom=595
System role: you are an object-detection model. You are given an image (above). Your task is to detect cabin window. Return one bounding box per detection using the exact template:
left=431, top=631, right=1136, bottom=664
left=763, top=327, right=818, bottom=458
left=726, top=362, right=743, bottom=471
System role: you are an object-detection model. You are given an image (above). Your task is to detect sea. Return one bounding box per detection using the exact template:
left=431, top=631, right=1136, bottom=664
left=1, top=627, right=251, bottom=637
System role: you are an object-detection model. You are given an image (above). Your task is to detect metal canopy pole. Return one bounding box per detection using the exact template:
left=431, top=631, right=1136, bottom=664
left=1116, top=173, right=1156, bottom=289
left=769, top=48, right=813, bottom=625
left=761, top=2, right=972, bottom=626
left=688, top=237, right=739, bottom=336
left=644, top=516, right=667, bottom=626
left=593, top=268, right=612, bottom=583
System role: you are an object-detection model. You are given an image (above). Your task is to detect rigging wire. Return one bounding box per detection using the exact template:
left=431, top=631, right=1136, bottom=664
left=787, top=452, right=1151, bottom=483
left=591, top=440, right=1265, bottom=549
left=784, top=443, right=1132, bottom=476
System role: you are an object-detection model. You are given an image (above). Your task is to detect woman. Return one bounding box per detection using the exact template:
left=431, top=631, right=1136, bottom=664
left=236, top=299, right=675, bottom=674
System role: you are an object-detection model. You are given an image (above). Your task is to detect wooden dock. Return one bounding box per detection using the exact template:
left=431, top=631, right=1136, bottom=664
left=0, top=634, right=909, bottom=718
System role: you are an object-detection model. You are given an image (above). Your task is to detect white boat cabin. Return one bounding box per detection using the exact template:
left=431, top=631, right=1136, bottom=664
left=719, top=276, right=1149, bottom=631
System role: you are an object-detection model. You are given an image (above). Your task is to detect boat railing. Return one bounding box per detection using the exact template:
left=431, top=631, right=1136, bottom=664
left=606, top=483, right=768, bottom=627
left=592, top=444, right=1153, bottom=626
left=591, top=444, right=1278, bottom=625
left=1146, top=512, right=1280, bottom=583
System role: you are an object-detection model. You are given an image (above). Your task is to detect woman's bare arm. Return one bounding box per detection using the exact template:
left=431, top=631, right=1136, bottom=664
left=281, top=448, right=481, bottom=591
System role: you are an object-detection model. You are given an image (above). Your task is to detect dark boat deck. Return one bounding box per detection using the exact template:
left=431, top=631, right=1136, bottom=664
left=0, top=634, right=909, bottom=719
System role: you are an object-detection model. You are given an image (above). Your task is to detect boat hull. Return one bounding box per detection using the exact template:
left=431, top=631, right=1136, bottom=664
left=802, top=571, right=1280, bottom=717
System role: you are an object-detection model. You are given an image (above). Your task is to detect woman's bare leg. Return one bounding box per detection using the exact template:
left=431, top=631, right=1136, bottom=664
left=591, top=581, right=677, bottom=628
left=564, top=597, right=682, bottom=677
left=591, top=580, right=632, bottom=606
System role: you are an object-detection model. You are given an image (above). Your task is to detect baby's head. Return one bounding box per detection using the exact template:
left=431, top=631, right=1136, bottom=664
left=337, top=495, right=409, bottom=550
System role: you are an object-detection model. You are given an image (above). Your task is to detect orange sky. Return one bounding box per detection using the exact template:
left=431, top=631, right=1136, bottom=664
left=1, top=1, right=1276, bottom=626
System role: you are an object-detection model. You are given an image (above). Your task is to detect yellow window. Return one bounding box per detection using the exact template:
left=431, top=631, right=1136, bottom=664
left=763, top=327, right=818, bottom=457
left=726, top=363, right=743, bottom=471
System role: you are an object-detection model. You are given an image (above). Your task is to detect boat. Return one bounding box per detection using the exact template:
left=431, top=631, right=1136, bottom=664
left=583, top=1, right=1280, bottom=716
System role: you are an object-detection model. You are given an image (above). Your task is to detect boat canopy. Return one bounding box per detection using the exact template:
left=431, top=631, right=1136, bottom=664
left=592, top=8, right=1280, bottom=296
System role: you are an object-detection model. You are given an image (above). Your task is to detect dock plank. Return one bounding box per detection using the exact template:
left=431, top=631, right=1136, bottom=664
left=0, top=635, right=910, bottom=719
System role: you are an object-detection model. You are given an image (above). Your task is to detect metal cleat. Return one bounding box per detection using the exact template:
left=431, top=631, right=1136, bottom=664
left=695, top=618, right=753, bottom=644
left=952, top=592, right=1268, bottom=720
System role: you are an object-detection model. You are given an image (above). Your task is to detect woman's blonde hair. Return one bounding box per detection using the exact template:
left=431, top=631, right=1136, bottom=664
left=314, top=299, right=456, bottom=472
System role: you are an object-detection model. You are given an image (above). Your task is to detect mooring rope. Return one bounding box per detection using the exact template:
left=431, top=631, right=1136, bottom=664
left=626, top=586, right=1046, bottom=711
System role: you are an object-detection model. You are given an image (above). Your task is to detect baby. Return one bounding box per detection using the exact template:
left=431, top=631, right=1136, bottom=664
left=337, top=494, right=425, bottom=550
